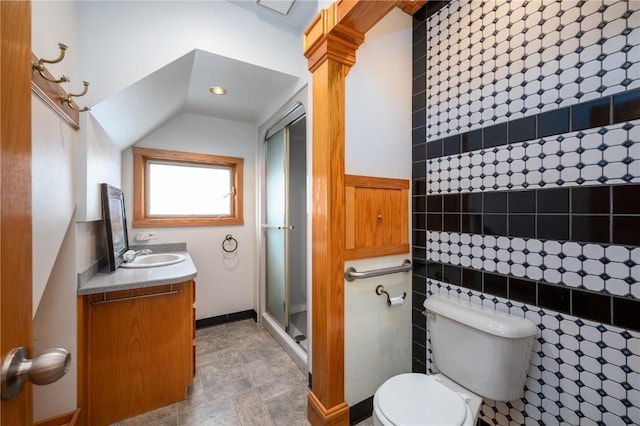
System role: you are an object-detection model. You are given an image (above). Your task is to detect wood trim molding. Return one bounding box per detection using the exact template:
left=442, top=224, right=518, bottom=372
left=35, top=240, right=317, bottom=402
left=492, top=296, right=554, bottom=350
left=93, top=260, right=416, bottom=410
left=131, top=147, right=244, bottom=227
left=397, top=0, right=429, bottom=15
left=345, top=243, right=410, bottom=261
left=31, top=53, right=80, bottom=130
left=303, top=1, right=398, bottom=72
left=344, top=174, right=410, bottom=190
left=308, top=392, right=349, bottom=426
left=77, top=295, right=89, bottom=426
left=303, top=1, right=416, bottom=425
left=34, top=409, right=81, bottom=426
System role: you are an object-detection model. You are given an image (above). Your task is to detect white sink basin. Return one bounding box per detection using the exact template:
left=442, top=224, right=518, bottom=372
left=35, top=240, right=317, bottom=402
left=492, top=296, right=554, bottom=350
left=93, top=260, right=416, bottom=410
left=120, top=253, right=186, bottom=268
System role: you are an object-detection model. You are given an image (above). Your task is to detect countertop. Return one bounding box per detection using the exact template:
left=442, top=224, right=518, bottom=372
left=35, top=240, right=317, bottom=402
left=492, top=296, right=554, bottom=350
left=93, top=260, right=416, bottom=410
left=77, top=251, right=197, bottom=295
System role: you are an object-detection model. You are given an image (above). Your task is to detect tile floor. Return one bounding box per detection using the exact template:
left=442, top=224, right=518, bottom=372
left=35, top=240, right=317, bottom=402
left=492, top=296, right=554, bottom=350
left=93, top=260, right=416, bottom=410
left=112, top=319, right=374, bottom=426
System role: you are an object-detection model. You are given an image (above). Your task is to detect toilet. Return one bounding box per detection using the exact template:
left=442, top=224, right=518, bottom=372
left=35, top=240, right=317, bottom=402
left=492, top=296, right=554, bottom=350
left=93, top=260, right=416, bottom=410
left=373, top=293, right=538, bottom=426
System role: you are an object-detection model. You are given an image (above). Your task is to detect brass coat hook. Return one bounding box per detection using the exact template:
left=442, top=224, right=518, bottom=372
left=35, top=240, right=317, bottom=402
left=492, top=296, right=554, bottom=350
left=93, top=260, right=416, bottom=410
left=60, top=81, right=91, bottom=112
left=32, top=43, right=70, bottom=84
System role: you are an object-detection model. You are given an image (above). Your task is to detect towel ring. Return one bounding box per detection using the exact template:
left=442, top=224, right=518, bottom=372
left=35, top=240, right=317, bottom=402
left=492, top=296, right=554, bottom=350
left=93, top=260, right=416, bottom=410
left=222, top=234, right=238, bottom=253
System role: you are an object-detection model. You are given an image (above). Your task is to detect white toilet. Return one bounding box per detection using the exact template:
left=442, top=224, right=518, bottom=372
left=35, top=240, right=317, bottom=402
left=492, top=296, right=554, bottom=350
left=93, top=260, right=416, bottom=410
left=373, top=293, right=538, bottom=426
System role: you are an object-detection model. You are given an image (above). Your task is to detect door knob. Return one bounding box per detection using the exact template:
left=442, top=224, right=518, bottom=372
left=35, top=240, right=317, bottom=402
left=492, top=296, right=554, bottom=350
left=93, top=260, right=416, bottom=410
left=1, top=346, right=70, bottom=400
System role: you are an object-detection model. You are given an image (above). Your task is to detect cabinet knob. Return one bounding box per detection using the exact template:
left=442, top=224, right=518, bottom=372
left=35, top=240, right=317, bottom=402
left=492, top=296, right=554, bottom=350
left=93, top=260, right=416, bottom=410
left=377, top=214, right=384, bottom=220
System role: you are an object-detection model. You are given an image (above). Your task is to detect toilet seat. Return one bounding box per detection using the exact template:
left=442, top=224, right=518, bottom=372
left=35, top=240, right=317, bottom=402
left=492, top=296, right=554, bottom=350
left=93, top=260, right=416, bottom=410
left=374, top=373, right=468, bottom=426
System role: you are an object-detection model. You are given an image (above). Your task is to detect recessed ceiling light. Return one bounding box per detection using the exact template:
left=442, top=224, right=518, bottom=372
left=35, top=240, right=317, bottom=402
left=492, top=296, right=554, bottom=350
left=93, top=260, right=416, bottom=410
left=209, top=86, right=227, bottom=95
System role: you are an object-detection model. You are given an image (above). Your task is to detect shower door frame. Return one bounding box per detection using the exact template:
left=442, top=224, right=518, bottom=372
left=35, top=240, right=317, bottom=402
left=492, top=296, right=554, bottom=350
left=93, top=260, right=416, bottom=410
left=264, top=124, right=292, bottom=332
left=257, top=94, right=310, bottom=372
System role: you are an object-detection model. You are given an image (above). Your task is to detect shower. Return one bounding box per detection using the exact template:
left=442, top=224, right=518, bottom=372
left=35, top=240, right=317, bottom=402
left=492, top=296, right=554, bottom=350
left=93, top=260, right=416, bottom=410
left=261, top=103, right=308, bottom=369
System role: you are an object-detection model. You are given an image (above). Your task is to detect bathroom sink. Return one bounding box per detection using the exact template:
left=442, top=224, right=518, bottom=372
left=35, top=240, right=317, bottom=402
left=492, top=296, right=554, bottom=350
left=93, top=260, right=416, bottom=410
left=120, top=253, right=186, bottom=268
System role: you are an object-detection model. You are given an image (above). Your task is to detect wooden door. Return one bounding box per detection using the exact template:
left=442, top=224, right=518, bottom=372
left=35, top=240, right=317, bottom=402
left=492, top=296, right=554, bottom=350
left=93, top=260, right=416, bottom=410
left=1, top=0, right=33, bottom=424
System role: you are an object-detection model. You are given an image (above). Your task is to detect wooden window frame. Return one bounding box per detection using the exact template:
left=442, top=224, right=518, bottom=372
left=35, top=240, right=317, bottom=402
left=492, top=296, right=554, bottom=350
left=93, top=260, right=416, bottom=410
left=132, top=147, right=243, bottom=227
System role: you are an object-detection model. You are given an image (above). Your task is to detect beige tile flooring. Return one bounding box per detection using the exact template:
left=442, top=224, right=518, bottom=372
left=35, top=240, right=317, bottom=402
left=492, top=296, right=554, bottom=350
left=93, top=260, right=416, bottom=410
left=112, top=319, right=374, bottom=426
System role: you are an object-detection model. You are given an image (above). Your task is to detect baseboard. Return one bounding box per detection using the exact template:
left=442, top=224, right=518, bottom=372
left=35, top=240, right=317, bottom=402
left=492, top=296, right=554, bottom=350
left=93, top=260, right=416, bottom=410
left=34, top=408, right=81, bottom=426
left=307, top=392, right=350, bottom=426
left=195, top=309, right=256, bottom=329
left=349, top=396, right=373, bottom=425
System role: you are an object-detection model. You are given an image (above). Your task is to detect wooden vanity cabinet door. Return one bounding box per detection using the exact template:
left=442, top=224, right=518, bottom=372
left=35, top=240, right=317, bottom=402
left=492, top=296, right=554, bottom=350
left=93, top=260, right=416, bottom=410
left=84, top=281, right=194, bottom=426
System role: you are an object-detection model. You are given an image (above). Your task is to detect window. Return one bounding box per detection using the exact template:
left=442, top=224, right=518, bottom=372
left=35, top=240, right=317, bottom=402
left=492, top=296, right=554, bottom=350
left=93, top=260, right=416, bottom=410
left=133, top=147, right=243, bottom=227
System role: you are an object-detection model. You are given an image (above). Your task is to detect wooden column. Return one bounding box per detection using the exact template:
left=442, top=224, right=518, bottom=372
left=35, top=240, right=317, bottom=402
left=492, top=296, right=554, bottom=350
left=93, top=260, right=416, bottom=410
left=307, top=56, right=351, bottom=426
left=303, top=2, right=400, bottom=425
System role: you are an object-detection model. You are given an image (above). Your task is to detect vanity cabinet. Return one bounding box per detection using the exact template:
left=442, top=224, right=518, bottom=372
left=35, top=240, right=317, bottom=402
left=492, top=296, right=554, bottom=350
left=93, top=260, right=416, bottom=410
left=79, top=280, right=195, bottom=426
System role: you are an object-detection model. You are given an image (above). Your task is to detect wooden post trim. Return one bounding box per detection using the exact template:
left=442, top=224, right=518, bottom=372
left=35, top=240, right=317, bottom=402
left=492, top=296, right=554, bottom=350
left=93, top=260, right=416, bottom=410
left=309, top=58, right=347, bottom=412
left=308, top=392, right=350, bottom=426
left=303, top=1, right=416, bottom=425
left=397, top=0, right=429, bottom=15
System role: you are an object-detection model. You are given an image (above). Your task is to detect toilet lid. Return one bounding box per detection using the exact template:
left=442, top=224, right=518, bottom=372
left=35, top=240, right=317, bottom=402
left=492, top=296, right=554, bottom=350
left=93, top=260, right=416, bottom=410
left=377, top=374, right=467, bottom=426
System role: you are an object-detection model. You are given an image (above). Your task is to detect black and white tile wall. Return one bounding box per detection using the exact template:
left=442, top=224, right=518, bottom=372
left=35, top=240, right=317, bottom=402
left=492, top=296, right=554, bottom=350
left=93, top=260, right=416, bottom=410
left=411, top=1, right=640, bottom=425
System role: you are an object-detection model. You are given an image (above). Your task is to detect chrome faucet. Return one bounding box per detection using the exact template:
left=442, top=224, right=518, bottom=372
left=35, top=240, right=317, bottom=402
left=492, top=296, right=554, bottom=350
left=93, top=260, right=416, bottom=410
left=123, top=249, right=152, bottom=263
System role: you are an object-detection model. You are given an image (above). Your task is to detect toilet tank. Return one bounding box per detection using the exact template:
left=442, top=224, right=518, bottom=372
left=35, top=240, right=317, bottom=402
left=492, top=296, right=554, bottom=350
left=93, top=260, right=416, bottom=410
left=424, top=293, right=538, bottom=401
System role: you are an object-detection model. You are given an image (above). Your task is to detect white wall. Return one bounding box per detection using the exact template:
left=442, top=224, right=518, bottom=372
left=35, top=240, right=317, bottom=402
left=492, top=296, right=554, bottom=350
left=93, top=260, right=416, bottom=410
left=343, top=8, right=413, bottom=406
left=32, top=216, right=77, bottom=422
left=76, top=220, right=107, bottom=274
left=345, top=8, right=413, bottom=178
left=76, top=114, right=123, bottom=222
left=122, top=113, right=257, bottom=319
left=32, top=99, right=77, bottom=314
left=77, top=1, right=308, bottom=108
left=31, top=0, right=80, bottom=420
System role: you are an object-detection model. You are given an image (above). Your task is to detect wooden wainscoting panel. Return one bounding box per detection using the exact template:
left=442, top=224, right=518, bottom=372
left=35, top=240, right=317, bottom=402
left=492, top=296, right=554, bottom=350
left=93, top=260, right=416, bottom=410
left=345, top=174, right=410, bottom=260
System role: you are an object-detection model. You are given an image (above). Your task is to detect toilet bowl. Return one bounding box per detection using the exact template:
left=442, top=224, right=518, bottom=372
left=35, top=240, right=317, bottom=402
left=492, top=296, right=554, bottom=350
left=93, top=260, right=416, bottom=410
left=373, top=373, right=482, bottom=426
left=372, top=293, right=538, bottom=426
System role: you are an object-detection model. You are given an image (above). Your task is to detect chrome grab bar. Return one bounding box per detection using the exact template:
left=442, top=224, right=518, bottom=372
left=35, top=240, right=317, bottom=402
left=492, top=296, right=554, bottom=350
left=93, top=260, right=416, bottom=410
left=344, top=259, right=412, bottom=282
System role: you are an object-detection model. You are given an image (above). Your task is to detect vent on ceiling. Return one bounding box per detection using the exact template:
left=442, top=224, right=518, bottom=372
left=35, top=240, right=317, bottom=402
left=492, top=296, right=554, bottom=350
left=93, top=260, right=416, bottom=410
left=255, top=0, right=298, bottom=16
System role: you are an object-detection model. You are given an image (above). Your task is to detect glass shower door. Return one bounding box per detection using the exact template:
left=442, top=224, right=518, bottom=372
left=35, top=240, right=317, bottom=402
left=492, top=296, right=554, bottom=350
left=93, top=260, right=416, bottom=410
left=265, top=128, right=289, bottom=330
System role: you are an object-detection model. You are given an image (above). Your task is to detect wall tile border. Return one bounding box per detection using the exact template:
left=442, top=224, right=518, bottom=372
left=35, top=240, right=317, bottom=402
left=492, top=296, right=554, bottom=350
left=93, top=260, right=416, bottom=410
left=413, top=258, right=639, bottom=331
left=413, top=183, right=640, bottom=246
left=424, top=88, right=640, bottom=155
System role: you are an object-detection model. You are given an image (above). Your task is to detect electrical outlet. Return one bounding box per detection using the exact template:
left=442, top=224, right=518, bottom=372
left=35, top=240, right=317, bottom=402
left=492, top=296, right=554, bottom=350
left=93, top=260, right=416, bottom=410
left=135, top=232, right=158, bottom=241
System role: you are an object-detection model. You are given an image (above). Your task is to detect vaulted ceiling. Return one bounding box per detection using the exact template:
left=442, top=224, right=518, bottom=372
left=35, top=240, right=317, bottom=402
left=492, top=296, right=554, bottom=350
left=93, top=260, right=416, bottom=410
left=89, top=49, right=301, bottom=150
left=88, top=0, right=317, bottom=150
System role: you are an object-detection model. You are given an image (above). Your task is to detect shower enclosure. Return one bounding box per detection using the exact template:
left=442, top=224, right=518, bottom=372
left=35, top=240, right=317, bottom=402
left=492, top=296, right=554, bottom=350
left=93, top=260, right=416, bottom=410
left=262, top=104, right=308, bottom=361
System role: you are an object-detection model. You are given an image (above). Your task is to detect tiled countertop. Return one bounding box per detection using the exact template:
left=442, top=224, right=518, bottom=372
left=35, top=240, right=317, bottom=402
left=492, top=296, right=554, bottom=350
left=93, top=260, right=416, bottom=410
left=77, top=250, right=197, bottom=295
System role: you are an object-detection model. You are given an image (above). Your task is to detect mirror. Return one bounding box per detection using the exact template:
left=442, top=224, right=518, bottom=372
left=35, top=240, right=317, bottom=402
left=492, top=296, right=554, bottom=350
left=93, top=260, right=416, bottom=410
left=100, top=183, right=130, bottom=271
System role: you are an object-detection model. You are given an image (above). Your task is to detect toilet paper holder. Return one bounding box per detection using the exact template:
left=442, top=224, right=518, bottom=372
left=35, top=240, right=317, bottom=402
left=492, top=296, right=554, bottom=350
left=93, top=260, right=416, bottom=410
left=375, top=285, right=406, bottom=307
